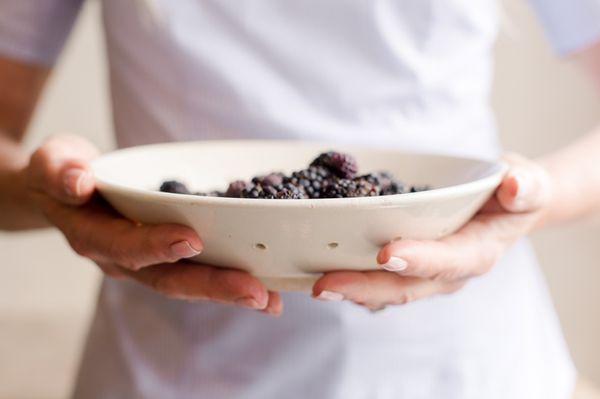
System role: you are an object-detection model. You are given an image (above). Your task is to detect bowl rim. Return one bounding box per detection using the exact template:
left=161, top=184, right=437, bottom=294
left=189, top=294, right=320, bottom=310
left=91, top=140, right=508, bottom=209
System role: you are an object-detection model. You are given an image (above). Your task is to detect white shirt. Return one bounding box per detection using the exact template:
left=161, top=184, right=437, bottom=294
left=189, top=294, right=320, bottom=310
left=3, top=1, right=599, bottom=398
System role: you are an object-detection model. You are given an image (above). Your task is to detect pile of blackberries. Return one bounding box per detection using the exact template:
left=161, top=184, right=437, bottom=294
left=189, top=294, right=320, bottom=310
left=159, top=151, right=429, bottom=199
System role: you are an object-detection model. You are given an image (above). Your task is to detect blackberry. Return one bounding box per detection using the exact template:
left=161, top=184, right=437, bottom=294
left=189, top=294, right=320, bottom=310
left=252, top=172, right=285, bottom=187
left=357, top=173, right=380, bottom=186
left=350, top=177, right=380, bottom=197
left=409, top=185, right=431, bottom=193
left=262, top=185, right=280, bottom=199
left=321, top=177, right=380, bottom=198
left=160, top=180, right=190, bottom=194
left=310, top=151, right=358, bottom=179
left=374, top=172, right=394, bottom=189
left=321, top=178, right=352, bottom=198
left=359, top=172, right=404, bottom=194
left=241, top=182, right=306, bottom=199
left=241, top=184, right=266, bottom=199
left=380, top=181, right=405, bottom=195
left=285, top=166, right=332, bottom=198
left=276, top=183, right=307, bottom=199
left=357, top=172, right=406, bottom=196
left=225, top=180, right=249, bottom=198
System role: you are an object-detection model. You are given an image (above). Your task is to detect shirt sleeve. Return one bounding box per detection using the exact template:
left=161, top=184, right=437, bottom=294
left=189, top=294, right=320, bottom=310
left=0, top=0, right=85, bottom=66
left=527, top=0, right=600, bottom=55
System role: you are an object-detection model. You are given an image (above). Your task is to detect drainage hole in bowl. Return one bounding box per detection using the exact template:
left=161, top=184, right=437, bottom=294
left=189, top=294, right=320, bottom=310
left=254, top=243, right=267, bottom=250
left=327, top=242, right=339, bottom=249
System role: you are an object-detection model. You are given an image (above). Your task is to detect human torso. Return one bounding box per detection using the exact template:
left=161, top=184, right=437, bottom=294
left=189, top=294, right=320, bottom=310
left=73, top=1, right=574, bottom=398
left=105, top=0, right=500, bottom=156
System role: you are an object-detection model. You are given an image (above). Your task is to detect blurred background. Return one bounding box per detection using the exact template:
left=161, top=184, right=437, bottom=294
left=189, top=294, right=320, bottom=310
left=1, top=1, right=599, bottom=398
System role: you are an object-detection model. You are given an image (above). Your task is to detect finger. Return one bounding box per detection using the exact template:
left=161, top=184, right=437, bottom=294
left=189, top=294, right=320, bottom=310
left=260, top=291, right=283, bottom=316
left=313, top=271, right=462, bottom=308
left=120, top=262, right=269, bottom=309
left=496, top=153, right=551, bottom=213
left=377, top=238, right=467, bottom=279
left=96, top=261, right=128, bottom=279
left=39, top=196, right=204, bottom=270
left=28, top=134, right=99, bottom=205
left=376, top=220, right=506, bottom=280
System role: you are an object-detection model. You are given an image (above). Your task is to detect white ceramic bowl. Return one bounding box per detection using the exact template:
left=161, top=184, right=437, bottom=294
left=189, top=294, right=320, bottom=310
left=92, top=140, right=505, bottom=292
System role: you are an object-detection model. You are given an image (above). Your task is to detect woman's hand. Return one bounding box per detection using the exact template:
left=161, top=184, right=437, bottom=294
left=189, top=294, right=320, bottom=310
left=313, top=154, right=553, bottom=311
left=24, top=134, right=282, bottom=316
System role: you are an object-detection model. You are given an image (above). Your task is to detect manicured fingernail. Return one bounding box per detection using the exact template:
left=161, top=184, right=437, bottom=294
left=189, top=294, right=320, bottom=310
left=382, top=256, right=408, bottom=272
left=170, top=240, right=201, bottom=258
left=235, top=297, right=261, bottom=309
left=512, top=173, right=532, bottom=211
left=315, top=290, right=344, bottom=301
left=63, top=169, right=87, bottom=197
left=513, top=172, right=532, bottom=201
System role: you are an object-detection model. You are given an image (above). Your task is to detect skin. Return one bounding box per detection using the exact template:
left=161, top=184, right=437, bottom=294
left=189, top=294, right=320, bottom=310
left=1, top=42, right=600, bottom=315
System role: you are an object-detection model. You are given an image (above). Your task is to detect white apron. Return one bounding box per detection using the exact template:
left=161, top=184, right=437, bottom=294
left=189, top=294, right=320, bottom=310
left=71, top=1, right=575, bottom=398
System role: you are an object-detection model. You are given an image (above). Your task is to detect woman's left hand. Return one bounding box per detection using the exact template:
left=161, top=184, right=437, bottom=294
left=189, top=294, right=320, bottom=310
left=312, top=154, right=554, bottom=311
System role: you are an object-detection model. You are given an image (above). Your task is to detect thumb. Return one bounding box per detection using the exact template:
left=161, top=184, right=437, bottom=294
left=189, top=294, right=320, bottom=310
left=496, top=154, right=551, bottom=213
left=27, top=134, right=100, bottom=205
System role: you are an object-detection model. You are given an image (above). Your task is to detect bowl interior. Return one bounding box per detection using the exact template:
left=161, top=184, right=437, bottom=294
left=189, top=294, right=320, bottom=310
left=92, top=140, right=501, bottom=195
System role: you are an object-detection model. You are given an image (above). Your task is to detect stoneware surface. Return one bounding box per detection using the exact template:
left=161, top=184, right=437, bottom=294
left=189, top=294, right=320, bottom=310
left=92, top=140, right=505, bottom=292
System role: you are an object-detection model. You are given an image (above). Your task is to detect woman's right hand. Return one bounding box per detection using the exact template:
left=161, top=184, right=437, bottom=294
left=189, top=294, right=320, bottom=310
left=24, top=134, right=282, bottom=316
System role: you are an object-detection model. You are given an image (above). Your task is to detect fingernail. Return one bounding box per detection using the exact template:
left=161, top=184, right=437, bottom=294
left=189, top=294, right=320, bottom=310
left=63, top=169, right=87, bottom=197
left=235, top=297, right=261, bottom=309
left=170, top=240, right=201, bottom=258
left=315, top=290, right=344, bottom=301
left=382, top=256, right=408, bottom=272
left=513, top=172, right=531, bottom=201
left=512, top=173, right=532, bottom=211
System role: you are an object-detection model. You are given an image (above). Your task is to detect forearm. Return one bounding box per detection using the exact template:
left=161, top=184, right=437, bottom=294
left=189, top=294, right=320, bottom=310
left=0, top=58, right=52, bottom=230
left=0, top=133, right=48, bottom=230
left=537, top=125, right=600, bottom=228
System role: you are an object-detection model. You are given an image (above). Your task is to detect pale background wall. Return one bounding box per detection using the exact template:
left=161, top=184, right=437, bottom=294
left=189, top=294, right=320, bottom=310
left=0, top=1, right=599, bottom=398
